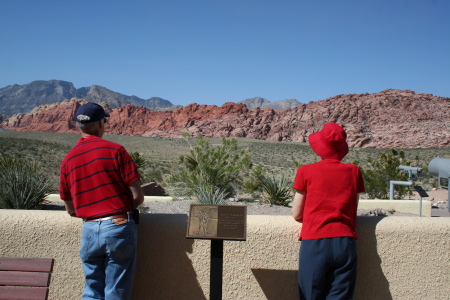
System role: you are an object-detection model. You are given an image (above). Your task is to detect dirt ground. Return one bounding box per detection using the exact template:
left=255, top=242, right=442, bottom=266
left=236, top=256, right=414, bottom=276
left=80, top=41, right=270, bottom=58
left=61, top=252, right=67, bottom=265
left=43, top=188, right=449, bottom=217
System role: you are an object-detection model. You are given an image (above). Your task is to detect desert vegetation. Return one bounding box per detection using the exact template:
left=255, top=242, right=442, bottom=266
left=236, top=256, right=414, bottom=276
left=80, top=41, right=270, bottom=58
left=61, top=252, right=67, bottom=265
left=0, top=156, right=56, bottom=209
left=0, top=128, right=449, bottom=208
left=166, top=134, right=252, bottom=204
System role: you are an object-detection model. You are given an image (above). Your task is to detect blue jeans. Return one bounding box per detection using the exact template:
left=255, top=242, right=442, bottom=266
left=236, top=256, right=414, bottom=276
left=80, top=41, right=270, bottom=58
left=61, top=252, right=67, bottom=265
left=80, top=219, right=137, bottom=300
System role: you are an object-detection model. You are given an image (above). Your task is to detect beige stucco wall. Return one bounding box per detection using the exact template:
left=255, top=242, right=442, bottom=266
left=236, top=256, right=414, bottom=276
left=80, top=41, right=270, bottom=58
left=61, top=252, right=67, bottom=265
left=0, top=210, right=448, bottom=300
left=359, top=199, right=432, bottom=217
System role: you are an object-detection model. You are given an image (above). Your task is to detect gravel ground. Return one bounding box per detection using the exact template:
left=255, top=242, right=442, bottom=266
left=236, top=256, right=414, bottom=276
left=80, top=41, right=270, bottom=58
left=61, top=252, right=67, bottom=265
left=140, top=199, right=293, bottom=215
left=43, top=199, right=407, bottom=216
left=42, top=188, right=449, bottom=217
left=140, top=199, right=416, bottom=217
left=142, top=188, right=450, bottom=217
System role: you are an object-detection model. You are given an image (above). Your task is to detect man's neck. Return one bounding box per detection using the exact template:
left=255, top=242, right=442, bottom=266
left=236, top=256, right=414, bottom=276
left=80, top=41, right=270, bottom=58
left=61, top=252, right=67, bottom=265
left=81, top=133, right=101, bottom=139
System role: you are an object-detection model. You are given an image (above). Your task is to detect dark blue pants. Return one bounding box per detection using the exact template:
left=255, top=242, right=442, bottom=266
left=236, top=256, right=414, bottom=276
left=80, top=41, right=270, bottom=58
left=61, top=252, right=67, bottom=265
left=298, top=237, right=357, bottom=300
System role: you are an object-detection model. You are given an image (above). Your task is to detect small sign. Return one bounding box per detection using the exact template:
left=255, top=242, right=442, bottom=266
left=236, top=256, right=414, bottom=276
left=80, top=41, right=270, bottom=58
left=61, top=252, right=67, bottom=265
left=186, top=204, right=247, bottom=241
left=414, top=186, right=429, bottom=198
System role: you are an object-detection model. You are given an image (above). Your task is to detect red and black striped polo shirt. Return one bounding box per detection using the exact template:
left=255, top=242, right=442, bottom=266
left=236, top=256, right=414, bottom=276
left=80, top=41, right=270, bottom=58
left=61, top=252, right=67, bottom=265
left=59, top=135, right=140, bottom=219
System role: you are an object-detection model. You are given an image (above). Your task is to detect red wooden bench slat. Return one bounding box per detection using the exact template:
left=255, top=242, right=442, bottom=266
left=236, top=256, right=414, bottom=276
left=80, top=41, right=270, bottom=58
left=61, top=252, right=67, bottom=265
left=0, top=257, right=53, bottom=273
left=0, top=286, right=48, bottom=300
left=0, top=271, right=50, bottom=287
left=0, top=257, right=53, bottom=300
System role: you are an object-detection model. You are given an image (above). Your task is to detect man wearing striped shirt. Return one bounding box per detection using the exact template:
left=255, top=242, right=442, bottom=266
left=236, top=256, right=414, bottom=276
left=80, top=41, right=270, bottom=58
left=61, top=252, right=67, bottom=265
left=60, top=102, right=144, bottom=300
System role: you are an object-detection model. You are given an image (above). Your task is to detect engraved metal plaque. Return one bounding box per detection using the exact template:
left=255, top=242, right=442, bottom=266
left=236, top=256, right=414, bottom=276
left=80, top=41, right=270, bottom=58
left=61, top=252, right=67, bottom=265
left=186, top=204, right=247, bottom=241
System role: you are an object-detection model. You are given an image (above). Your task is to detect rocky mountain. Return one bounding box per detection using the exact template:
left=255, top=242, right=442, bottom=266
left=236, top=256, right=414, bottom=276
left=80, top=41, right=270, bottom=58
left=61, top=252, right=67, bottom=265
left=0, top=80, right=299, bottom=117
left=239, top=97, right=301, bottom=110
left=0, top=80, right=174, bottom=117
left=2, top=89, right=450, bottom=149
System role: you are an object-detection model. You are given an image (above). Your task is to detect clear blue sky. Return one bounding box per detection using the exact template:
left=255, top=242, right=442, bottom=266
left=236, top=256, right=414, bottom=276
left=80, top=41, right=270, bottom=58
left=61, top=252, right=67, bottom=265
left=1, top=0, right=449, bottom=106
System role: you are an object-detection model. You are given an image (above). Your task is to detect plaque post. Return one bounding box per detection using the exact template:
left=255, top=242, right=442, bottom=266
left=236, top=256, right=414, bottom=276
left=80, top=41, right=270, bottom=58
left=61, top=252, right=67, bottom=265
left=414, top=186, right=429, bottom=217
left=210, top=239, right=223, bottom=300
left=186, top=204, right=247, bottom=300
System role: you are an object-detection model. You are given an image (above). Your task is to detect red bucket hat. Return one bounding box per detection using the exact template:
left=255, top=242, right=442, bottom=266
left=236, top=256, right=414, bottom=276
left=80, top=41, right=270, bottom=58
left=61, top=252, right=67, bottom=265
left=308, top=123, right=349, bottom=160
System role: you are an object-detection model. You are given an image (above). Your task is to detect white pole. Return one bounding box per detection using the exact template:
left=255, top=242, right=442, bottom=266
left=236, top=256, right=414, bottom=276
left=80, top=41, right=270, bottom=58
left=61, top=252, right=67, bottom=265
left=389, top=180, right=413, bottom=200
left=419, top=197, right=422, bottom=217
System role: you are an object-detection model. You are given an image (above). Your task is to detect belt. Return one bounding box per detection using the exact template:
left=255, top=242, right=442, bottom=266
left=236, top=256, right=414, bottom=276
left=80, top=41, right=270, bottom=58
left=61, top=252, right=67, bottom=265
left=84, top=213, right=129, bottom=222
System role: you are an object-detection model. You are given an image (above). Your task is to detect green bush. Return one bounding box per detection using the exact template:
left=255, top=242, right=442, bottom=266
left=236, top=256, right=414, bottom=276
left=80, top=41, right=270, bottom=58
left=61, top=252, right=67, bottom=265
left=242, top=164, right=265, bottom=196
left=130, top=152, right=147, bottom=172
left=260, top=175, right=293, bottom=206
left=0, top=157, right=56, bottom=209
left=129, top=151, right=175, bottom=184
left=166, top=134, right=252, bottom=203
left=361, top=149, right=414, bottom=199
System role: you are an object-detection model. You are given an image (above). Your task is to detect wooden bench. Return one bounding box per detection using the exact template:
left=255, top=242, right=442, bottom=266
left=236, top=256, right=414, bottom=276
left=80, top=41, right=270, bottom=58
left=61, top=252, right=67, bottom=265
left=0, top=257, right=54, bottom=300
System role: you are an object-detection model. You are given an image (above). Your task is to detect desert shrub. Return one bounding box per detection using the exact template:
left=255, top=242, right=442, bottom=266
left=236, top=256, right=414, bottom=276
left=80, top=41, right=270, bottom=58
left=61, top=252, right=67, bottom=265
left=130, top=152, right=147, bottom=172
left=0, top=137, right=71, bottom=181
left=129, top=152, right=150, bottom=182
left=166, top=134, right=252, bottom=203
left=129, top=152, right=175, bottom=184
left=192, top=185, right=228, bottom=205
left=242, top=164, right=265, bottom=196
left=260, top=175, right=293, bottom=206
left=361, top=149, right=414, bottom=199
left=430, top=178, right=439, bottom=189
left=143, top=161, right=172, bottom=184
left=0, top=157, right=56, bottom=209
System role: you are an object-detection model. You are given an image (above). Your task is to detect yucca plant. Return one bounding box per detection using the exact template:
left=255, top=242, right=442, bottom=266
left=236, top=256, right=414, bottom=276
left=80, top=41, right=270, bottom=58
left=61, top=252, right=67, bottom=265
left=0, top=157, right=56, bottom=209
left=167, top=134, right=252, bottom=202
left=260, top=175, right=293, bottom=206
left=193, top=185, right=228, bottom=205
left=129, top=151, right=148, bottom=181
left=242, top=164, right=264, bottom=196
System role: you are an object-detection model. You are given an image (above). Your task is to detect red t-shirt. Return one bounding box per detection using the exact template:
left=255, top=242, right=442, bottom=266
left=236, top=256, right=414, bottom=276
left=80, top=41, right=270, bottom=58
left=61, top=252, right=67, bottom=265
left=59, top=135, right=140, bottom=219
left=293, top=159, right=365, bottom=240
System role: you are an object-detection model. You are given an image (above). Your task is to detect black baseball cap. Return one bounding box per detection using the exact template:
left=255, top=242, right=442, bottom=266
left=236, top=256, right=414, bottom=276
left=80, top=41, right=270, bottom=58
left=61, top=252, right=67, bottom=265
left=75, top=102, right=110, bottom=123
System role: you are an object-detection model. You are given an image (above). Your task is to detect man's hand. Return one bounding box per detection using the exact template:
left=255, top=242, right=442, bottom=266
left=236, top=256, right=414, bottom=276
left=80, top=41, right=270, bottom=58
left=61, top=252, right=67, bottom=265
left=129, top=180, right=144, bottom=209
left=64, top=201, right=76, bottom=217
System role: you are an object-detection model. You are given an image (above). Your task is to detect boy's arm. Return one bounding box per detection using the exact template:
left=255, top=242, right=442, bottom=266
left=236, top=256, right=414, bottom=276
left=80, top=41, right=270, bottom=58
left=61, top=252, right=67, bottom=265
left=292, top=190, right=305, bottom=223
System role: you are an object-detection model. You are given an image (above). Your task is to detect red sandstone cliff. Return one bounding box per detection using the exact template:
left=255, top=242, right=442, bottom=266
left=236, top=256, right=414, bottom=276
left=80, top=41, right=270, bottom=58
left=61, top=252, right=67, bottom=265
left=2, top=90, right=450, bottom=149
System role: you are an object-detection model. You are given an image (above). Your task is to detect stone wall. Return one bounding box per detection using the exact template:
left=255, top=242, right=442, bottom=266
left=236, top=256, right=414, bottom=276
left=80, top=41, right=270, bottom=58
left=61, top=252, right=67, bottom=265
left=0, top=210, right=448, bottom=299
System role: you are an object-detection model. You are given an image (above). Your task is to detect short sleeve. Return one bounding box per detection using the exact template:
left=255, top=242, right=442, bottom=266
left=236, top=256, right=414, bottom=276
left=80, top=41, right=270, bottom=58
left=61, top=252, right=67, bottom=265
left=293, top=166, right=307, bottom=192
left=59, top=165, right=72, bottom=201
left=117, top=147, right=141, bottom=186
left=356, top=167, right=365, bottom=193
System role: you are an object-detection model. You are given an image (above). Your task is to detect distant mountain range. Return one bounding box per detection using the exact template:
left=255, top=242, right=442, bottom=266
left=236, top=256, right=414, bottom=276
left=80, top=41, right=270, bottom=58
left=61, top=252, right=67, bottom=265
left=0, top=80, right=174, bottom=117
left=238, top=97, right=301, bottom=110
left=0, top=80, right=302, bottom=117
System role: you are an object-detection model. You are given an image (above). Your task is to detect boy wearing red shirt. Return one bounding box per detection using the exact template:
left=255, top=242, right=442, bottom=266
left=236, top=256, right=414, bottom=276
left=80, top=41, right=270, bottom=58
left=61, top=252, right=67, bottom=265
left=292, top=123, right=365, bottom=300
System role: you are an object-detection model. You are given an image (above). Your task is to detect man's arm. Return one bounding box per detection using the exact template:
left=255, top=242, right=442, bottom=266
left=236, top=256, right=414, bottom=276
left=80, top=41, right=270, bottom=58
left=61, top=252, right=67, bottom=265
left=292, top=190, right=305, bottom=223
left=64, top=201, right=76, bottom=217
left=129, top=180, right=144, bottom=209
